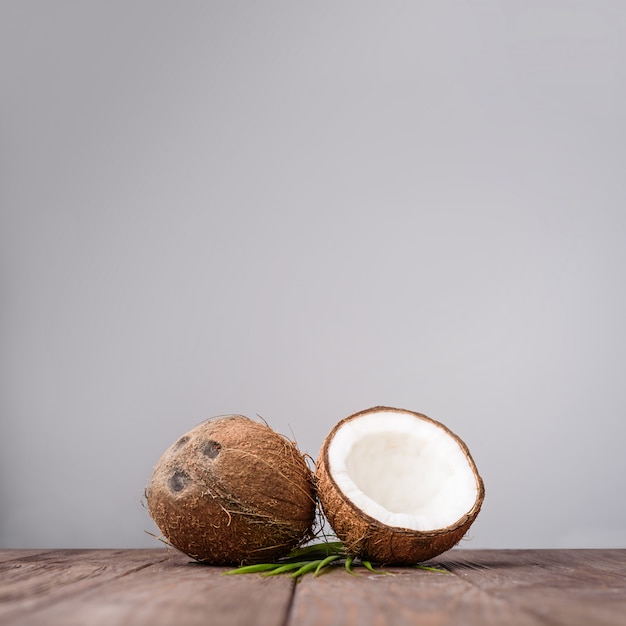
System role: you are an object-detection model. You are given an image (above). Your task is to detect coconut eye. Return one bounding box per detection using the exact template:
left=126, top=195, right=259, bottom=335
left=203, top=440, right=221, bottom=459
left=169, top=470, right=190, bottom=492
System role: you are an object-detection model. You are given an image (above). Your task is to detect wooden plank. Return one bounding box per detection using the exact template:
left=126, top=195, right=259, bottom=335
left=2, top=549, right=625, bottom=626
left=0, top=550, right=49, bottom=565
left=2, top=549, right=294, bottom=626
left=288, top=549, right=626, bottom=626
left=0, top=549, right=171, bottom=625
left=439, top=549, right=626, bottom=626
left=288, top=559, right=538, bottom=626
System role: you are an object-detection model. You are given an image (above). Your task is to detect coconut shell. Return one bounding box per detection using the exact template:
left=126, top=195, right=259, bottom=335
left=316, top=406, right=485, bottom=565
left=146, top=415, right=316, bottom=565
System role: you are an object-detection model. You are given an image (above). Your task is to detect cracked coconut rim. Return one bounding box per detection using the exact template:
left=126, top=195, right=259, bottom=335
left=327, top=408, right=480, bottom=532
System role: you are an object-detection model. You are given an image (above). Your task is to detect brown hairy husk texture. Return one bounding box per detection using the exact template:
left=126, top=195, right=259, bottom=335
left=146, top=415, right=316, bottom=565
left=315, top=406, right=485, bottom=565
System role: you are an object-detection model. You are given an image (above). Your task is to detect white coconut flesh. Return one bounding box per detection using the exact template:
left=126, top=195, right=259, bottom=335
left=327, top=410, right=479, bottom=532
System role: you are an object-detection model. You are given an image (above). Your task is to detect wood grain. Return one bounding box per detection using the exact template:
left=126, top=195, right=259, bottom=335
left=0, top=551, right=48, bottom=565
left=290, top=561, right=538, bottom=626
left=0, top=549, right=170, bottom=625
left=0, top=548, right=294, bottom=626
left=290, top=549, right=626, bottom=626
left=439, top=549, right=626, bottom=626
left=1, top=549, right=624, bottom=626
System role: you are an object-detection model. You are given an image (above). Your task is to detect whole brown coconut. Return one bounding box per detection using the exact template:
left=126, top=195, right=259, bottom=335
left=316, top=407, right=484, bottom=565
left=146, top=415, right=316, bottom=565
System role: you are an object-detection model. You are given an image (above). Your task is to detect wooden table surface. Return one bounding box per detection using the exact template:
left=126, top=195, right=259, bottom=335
left=0, top=549, right=624, bottom=625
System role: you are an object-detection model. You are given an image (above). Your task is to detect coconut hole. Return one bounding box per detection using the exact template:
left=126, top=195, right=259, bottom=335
left=169, top=470, right=191, bottom=493
left=203, top=440, right=221, bottom=459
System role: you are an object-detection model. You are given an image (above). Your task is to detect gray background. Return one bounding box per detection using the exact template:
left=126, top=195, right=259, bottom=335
left=1, top=1, right=625, bottom=550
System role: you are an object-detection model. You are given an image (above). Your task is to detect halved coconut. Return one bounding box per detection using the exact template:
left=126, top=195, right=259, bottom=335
left=316, top=406, right=484, bottom=564
left=146, top=415, right=316, bottom=565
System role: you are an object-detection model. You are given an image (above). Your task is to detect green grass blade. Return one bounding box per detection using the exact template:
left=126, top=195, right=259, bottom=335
left=223, top=563, right=282, bottom=575
left=362, top=560, right=388, bottom=575
left=414, top=564, right=449, bottom=573
left=261, top=561, right=312, bottom=576
left=289, top=560, right=324, bottom=578
left=313, top=554, right=341, bottom=577
left=286, top=541, right=345, bottom=560
left=344, top=556, right=358, bottom=576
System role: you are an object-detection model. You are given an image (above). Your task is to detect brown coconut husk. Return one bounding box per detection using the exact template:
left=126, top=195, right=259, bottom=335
left=146, top=415, right=316, bottom=565
left=315, top=406, right=485, bottom=565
